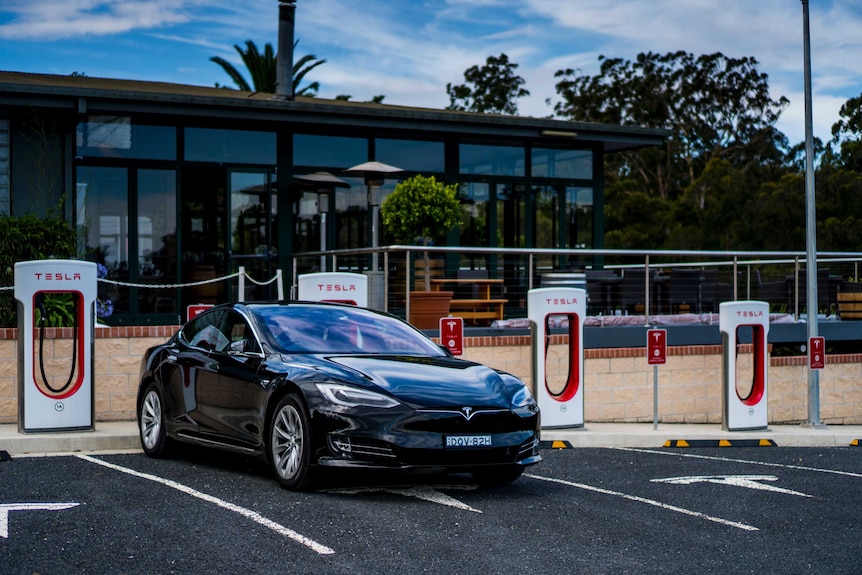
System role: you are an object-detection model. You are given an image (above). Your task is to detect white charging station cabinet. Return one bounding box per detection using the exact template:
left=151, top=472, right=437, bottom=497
left=719, top=300, right=770, bottom=431
left=15, top=260, right=97, bottom=433
left=297, top=272, right=368, bottom=307
left=528, top=287, right=586, bottom=428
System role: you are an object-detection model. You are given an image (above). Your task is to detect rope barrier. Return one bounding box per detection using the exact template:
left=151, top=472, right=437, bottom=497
left=97, top=272, right=242, bottom=290
left=1, top=269, right=284, bottom=293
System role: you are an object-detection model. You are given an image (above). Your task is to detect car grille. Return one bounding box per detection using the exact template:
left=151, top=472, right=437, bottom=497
left=401, top=408, right=526, bottom=434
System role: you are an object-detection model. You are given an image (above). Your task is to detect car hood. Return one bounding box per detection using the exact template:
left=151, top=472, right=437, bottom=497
left=325, top=355, right=517, bottom=408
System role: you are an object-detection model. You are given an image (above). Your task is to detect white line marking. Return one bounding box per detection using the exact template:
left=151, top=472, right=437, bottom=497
left=526, top=473, right=759, bottom=531
left=612, top=447, right=862, bottom=478
left=0, top=503, right=80, bottom=538
left=75, top=454, right=334, bottom=555
left=651, top=475, right=812, bottom=497
left=324, top=485, right=482, bottom=513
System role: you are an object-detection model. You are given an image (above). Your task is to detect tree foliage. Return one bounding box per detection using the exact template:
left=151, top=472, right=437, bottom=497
left=0, top=215, right=78, bottom=327
left=828, top=93, right=862, bottom=172
left=210, top=40, right=325, bottom=96
left=446, top=53, right=530, bottom=115
left=381, top=175, right=461, bottom=246
left=553, top=51, right=790, bottom=202
left=546, top=50, right=817, bottom=250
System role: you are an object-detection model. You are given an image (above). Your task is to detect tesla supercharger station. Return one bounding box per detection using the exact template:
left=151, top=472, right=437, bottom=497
left=528, top=287, right=585, bottom=428
left=719, top=300, right=769, bottom=431
left=297, top=272, right=368, bottom=307
left=15, top=260, right=97, bottom=433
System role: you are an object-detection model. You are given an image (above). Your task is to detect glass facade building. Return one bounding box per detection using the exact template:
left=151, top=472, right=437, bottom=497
left=0, top=71, right=667, bottom=325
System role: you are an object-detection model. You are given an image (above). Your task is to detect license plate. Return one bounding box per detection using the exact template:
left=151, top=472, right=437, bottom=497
left=445, top=435, right=492, bottom=448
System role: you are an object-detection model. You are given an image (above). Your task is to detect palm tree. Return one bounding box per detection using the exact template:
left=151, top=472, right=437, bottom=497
left=210, top=40, right=326, bottom=96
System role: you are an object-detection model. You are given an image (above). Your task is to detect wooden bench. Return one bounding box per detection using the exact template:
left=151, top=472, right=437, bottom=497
left=448, top=298, right=508, bottom=322
left=430, top=278, right=508, bottom=325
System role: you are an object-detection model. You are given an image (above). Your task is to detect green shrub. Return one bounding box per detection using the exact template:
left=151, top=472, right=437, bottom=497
left=0, top=215, right=78, bottom=327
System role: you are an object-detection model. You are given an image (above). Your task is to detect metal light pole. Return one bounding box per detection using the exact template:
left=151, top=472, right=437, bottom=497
left=801, top=0, right=824, bottom=428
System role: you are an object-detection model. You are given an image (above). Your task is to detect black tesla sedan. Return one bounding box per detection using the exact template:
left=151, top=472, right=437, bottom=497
left=137, top=302, right=541, bottom=489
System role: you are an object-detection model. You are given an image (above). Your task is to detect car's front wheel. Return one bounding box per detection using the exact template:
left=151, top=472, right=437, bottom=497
left=269, top=394, right=315, bottom=490
left=139, top=383, right=172, bottom=457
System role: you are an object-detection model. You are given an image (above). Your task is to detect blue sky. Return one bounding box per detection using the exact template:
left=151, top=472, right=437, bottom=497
left=1, top=0, right=860, bottom=147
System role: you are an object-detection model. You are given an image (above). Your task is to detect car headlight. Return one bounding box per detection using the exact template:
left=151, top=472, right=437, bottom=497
left=316, top=383, right=401, bottom=409
left=511, top=384, right=535, bottom=408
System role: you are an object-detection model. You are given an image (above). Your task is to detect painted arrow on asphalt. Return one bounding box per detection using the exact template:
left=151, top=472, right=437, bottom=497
left=651, top=475, right=812, bottom=497
left=0, top=503, right=81, bottom=538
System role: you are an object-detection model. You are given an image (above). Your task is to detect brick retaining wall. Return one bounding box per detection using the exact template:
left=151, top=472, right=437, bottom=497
left=2, top=327, right=860, bottom=425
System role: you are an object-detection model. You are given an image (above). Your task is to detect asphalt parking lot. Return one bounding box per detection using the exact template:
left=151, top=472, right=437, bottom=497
left=2, top=445, right=860, bottom=574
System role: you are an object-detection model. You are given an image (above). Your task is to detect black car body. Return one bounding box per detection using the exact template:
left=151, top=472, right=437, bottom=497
left=137, top=302, right=541, bottom=489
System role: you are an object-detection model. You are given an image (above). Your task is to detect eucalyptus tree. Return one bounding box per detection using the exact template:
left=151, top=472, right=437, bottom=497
left=446, top=53, right=529, bottom=115
left=211, top=40, right=325, bottom=96
left=552, top=51, right=789, bottom=202
left=551, top=51, right=793, bottom=250
left=828, top=93, right=862, bottom=172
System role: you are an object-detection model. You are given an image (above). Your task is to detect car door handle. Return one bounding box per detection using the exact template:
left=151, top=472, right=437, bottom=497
left=206, top=362, right=219, bottom=371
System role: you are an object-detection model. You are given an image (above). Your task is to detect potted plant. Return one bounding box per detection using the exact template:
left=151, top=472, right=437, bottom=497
left=381, top=175, right=461, bottom=328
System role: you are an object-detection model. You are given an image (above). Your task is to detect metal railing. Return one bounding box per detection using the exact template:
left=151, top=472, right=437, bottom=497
left=292, top=246, right=862, bottom=326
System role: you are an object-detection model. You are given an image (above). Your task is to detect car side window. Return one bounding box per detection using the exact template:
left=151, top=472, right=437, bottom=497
left=183, top=310, right=225, bottom=351
left=219, top=311, right=261, bottom=354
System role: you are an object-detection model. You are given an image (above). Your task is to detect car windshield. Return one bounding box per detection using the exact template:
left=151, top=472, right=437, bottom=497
left=250, top=304, right=447, bottom=356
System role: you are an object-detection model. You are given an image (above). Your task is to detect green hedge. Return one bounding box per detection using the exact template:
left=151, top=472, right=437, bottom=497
left=0, top=215, right=78, bottom=327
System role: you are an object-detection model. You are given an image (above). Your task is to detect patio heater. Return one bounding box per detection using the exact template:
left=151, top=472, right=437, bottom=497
left=343, top=161, right=403, bottom=273
left=295, top=172, right=350, bottom=272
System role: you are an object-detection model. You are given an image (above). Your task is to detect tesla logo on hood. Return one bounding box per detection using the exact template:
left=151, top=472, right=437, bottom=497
left=461, top=407, right=474, bottom=420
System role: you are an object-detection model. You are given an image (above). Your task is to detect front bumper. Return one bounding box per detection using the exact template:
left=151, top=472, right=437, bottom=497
left=312, top=406, right=542, bottom=471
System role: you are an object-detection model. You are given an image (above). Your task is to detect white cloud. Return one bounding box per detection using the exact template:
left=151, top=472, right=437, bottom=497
left=0, top=0, right=858, bottom=146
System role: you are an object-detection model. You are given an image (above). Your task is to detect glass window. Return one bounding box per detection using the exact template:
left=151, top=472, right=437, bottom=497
left=496, top=184, right=526, bottom=248
left=77, top=166, right=130, bottom=317
left=181, top=309, right=225, bottom=350
left=294, top=134, right=367, bottom=168
left=185, top=128, right=275, bottom=164
left=376, top=139, right=444, bottom=172
left=76, top=117, right=176, bottom=160
left=230, top=172, right=269, bottom=255
left=137, top=169, right=177, bottom=315
left=459, top=182, right=490, bottom=270
left=460, top=143, right=525, bottom=176
left=566, top=186, right=593, bottom=250
left=532, top=148, right=592, bottom=179
left=0, top=119, right=8, bottom=214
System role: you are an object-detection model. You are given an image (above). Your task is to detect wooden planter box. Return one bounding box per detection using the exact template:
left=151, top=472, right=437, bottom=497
left=408, top=290, right=452, bottom=329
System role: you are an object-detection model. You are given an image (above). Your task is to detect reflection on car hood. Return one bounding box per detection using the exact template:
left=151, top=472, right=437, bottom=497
left=326, top=355, right=514, bottom=407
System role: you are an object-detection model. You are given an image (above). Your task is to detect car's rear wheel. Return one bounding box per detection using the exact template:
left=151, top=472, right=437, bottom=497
left=139, top=383, right=172, bottom=457
left=269, top=394, right=315, bottom=490
left=471, top=465, right=524, bottom=485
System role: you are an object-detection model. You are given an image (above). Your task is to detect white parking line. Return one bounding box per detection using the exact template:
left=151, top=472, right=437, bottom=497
left=323, top=485, right=482, bottom=513
left=526, top=473, right=759, bottom=531
left=75, top=454, right=335, bottom=556
left=612, top=447, right=862, bottom=478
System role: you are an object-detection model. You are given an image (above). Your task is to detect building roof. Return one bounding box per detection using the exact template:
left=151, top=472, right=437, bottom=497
left=0, top=71, right=669, bottom=152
